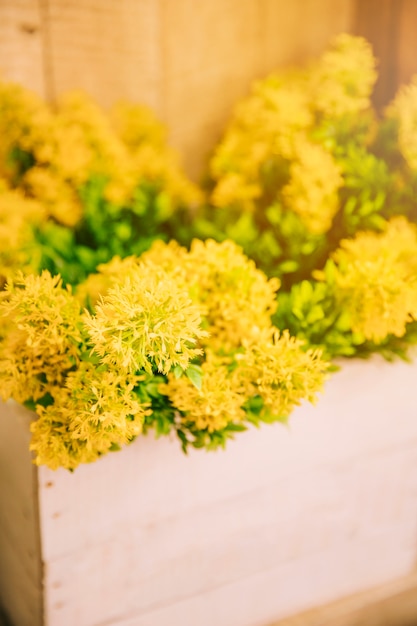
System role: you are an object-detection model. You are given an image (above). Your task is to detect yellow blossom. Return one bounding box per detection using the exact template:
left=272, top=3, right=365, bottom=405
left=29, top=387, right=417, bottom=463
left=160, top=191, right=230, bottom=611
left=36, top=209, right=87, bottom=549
left=0, top=181, right=45, bottom=284
left=0, top=272, right=83, bottom=403
left=237, top=329, right=328, bottom=419
left=83, top=264, right=207, bottom=374
left=310, top=33, right=377, bottom=117
left=282, top=138, right=342, bottom=234
left=23, top=167, right=82, bottom=226
left=30, top=363, right=151, bottom=470
left=331, top=218, right=417, bottom=342
left=142, top=239, right=280, bottom=350
left=164, top=354, right=246, bottom=433
left=0, top=81, right=52, bottom=181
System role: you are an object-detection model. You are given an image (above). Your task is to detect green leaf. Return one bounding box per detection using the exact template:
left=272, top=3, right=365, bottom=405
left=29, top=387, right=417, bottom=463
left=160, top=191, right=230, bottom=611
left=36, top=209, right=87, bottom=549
left=306, top=305, right=325, bottom=324
left=185, top=364, right=203, bottom=390
left=279, top=260, right=299, bottom=274
left=172, top=364, right=184, bottom=379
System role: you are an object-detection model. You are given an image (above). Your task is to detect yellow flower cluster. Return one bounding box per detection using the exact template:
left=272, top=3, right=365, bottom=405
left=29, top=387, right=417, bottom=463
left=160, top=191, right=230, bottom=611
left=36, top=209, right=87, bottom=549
left=209, top=34, right=375, bottom=236
left=0, top=272, right=83, bottom=403
left=31, top=364, right=150, bottom=470
left=0, top=263, right=208, bottom=469
left=141, top=240, right=327, bottom=433
left=111, top=102, right=200, bottom=208
left=141, top=238, right=280, bottom=351
left=331, top=218, right=417, bottom=342
left=282, top=138, right=343, bottom=234
left=164, top=329, right=327, bottom=434
left=0, top=181, right=45, bottom=285
left=77, top=240, right=327, bottom=437
left=310, top=33, right=377, bottom=117
left=84, top=264, right=207, bottom=375
left=164, top=354, right=247, bottom=433
left=387, top=75, right=417, bottom=171
left=210, top=76, right=312, bottom=211
left=0, top=82, right=51, bottom=180
left=238, top=329, right=327, bottom=417
left=0, top=82, right=200, bottom=230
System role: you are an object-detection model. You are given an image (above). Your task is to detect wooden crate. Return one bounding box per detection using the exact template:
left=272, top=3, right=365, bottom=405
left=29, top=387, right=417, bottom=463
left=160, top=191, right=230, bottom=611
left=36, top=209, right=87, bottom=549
left=1, top=356, right=417, bottom=626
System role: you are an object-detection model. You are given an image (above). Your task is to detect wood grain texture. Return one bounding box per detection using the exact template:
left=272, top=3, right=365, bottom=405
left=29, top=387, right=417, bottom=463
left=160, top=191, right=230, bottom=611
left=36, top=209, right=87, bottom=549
left=353, top=0, right=403, bottom=108
left=4, top=2, right=417, bottom=175
left=0, top=402, right=43, bottom=626
left=0, top=0, right=45, bottom=97
left=397, top=0, right=417, bottom=90
left=0, top=0, right=355, bottom=178
left=353, top=0, right=417, bottom=108
left=160, top=0, right=355, bottom=178
left=43, top=0, right=164, bottom=113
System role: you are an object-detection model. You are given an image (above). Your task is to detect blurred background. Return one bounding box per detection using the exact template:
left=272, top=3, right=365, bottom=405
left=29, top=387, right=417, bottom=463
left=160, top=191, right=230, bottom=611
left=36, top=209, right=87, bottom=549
left=1, top=0, right=417, bottom=180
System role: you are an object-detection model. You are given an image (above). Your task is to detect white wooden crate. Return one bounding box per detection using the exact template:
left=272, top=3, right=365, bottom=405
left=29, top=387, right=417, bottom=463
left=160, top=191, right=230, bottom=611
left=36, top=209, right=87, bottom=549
left=1, top=356, right=417, bottom=626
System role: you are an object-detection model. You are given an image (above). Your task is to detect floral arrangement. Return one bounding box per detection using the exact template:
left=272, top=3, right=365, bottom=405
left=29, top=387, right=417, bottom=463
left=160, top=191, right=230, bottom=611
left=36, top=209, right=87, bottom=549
left=1, top=33, right=416, bottom=470
left=187, top=34, right=417, bottom=360
left=0, top=84, right=327, bottom=470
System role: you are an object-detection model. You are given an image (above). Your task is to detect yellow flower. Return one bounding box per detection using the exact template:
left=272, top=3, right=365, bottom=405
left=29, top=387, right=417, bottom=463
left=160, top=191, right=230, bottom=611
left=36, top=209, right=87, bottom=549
left=23, top=167, right=82, bottom=226
left=0, top=82, right=52, bottom=181
left=142, top=239, right=280, bottom=351
left=75, top=255, right=141, bottom=306
left=83, top=263, right=207, bottom=374
left=237, top=329, right=328, bottom=419
left=282, top=138, right=342, bottom=234
left=0, top=180, right=45, bottom=284
left=331, top=218, right=417, bottom=342
left=30, top=363, right=150, bottom=470
left=310, top=33, right=377, bottom=117
left=164, top=353, right=246, bottom=433
left=164, top=330, right=328, bottom=432
left=210, top=72, right=313, bottom=209
left=0, top=271, right=83, bottom=403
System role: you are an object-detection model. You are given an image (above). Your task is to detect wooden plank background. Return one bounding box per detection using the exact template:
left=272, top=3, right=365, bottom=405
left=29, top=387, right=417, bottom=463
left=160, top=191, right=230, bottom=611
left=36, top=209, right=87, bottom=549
left=0, top=1, right=416, bottom=176
left=0, top=0, right=353, bottom=178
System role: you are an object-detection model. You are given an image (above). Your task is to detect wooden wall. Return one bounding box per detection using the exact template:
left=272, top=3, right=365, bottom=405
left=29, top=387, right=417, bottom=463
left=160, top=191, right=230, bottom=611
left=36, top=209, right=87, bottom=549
left=0, top=0, right=354, bottom=178
left=354, top=0, right=417, bottom=109
left=1, top=1, right=417, bottom=178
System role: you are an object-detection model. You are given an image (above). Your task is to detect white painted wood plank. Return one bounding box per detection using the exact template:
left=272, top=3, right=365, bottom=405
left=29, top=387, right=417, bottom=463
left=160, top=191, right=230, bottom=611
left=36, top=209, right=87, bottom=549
left=36, top=357, right=417, bottom=626
left=69, top=535, right=416, bottom=626
left=41, top=442, right=417, bottom=625
left=38, top=356, right=417, bottom=561
left=2, top=356, right=417, bottom=626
